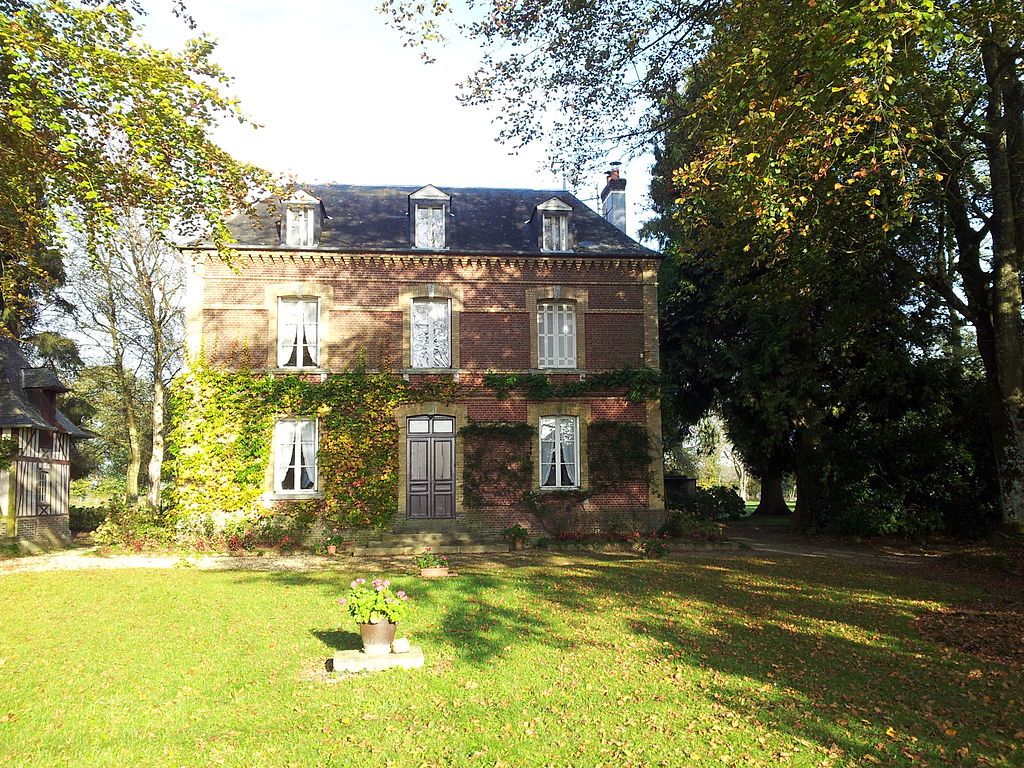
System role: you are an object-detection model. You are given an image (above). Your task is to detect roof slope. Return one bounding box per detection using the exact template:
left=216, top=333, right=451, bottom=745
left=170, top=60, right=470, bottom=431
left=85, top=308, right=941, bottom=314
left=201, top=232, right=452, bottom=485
left=0, top=339, right=88, bottom=437
left=209, top=184, right=657, bottom=257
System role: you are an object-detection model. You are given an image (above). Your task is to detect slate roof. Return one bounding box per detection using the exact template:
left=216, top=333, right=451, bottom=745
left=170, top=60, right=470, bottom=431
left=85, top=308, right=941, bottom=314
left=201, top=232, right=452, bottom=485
left=202, top=184, right=658, bottom=257
left=0, top=339, right=88, bottom=437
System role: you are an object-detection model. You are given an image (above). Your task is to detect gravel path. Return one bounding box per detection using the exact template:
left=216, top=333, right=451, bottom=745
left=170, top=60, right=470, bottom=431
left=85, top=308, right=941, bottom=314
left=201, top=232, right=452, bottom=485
left=0, top=523, right=954, bottom=577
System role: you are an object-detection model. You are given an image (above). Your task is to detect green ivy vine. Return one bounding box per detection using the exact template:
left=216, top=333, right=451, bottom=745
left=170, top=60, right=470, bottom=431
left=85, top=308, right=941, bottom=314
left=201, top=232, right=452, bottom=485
left=482, top=366, right=661, bottom=403
left=167, top=362, right=457, bottom=531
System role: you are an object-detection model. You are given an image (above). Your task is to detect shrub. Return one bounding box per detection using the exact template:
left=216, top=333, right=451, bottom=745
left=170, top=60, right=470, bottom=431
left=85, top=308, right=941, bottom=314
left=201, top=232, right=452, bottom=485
left=69, top=505, right=108, bottom=533
left=658, top=508, right=725, bottom=540
left=93, top=504, right=172, bottom=549
left=692, top=485, right=745, bottom=521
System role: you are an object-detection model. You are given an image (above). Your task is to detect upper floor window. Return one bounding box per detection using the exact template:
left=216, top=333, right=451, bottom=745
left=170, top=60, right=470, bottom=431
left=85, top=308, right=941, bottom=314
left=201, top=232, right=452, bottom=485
left=537, top=301, right=576, bottom=368
left=282, top=190, right=321, bottom=247
left=274, top=419, right=317, bottom=493
left=542, top=213, right=569, bottom=251
left=278, top=297, right=319, bottom=368
left=410, top=185, right=450, bottom=250
left=535, top=197, right=573, bottom=252
left=415, top=204, right=446, bottom=248
left=539, top=416, right=579, bottom=488
left=411, top=298, right=451, bottom=369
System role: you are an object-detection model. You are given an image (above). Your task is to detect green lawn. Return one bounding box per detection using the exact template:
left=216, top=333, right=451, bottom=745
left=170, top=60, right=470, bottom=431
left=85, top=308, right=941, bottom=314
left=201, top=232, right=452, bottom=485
left=0, top=554, right=1018, bottom=767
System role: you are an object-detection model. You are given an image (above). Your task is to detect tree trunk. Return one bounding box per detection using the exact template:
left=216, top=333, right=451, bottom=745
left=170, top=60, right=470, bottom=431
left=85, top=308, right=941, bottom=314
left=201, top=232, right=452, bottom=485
left=792, top=427, right=826, bottom=530
left=124, top=401, right=141, bottom=505
left=145, top=375, right=165, bottom=510
left=751, top=472, right=789, bottom=516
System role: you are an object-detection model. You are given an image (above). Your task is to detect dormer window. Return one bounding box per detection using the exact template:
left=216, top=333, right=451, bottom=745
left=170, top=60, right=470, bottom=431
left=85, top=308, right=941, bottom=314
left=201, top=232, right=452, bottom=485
left=410, top=185, right=451, bottom=249
left=282, top=190, right=322, bottom=247
left=535, top=197, right=573, bottom=252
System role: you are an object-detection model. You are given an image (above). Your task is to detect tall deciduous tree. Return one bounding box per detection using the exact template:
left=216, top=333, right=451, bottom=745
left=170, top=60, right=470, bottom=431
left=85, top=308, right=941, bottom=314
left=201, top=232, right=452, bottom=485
left=64, top=216, right=183, bottom=508
left=1, top=0, right=268, bottom=332
left=386, top=0, right=1023, bottom=528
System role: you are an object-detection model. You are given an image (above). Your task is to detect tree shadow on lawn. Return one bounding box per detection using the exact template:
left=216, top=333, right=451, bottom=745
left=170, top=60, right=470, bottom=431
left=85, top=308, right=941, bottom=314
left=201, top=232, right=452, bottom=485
left=226, top=568, right=567, bottom=665
left=517, top=554, right=1020, bottom=766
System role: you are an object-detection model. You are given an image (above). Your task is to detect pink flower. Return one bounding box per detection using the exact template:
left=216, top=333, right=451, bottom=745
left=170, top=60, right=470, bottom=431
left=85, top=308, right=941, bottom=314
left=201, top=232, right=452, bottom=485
left=349, top=580, right=358, bottom=588
left=338, top=598, right=347, bottom=605
left=356, top=577, right=366, bottom=585
left=396, top=591, right=407, bottom=598
left=382, top=579, right=391, bottom=587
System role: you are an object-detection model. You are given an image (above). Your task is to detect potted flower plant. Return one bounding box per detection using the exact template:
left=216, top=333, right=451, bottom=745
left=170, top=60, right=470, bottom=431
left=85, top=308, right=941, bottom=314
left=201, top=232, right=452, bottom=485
left=415, top=548, right=450, bottom=578
left=501, top=523, right=530, bottom=551
left=325, top=534, right=346, bottom=556
left=339, top=577, right=411, bottom=654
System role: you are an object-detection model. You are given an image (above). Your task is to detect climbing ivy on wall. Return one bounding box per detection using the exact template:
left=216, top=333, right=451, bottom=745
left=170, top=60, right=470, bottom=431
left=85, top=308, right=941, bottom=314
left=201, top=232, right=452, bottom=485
left=166, top=363, right=456, bottom=531
left=460, top=418, right=652, bottom=534
left=482, top=366, right=661, bottom=403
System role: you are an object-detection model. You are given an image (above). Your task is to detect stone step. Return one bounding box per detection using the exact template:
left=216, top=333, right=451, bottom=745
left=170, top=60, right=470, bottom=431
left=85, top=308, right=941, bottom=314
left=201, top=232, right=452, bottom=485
left=380, top=533, right=479, bottom=546
left=351, top=542, right=507, bottom=557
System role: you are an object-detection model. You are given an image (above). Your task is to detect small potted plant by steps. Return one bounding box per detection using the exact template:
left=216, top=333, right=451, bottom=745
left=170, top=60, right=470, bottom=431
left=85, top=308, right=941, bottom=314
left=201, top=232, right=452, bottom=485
left=325, top=534, right=346, bottom=556
left=339, top=577, right=411, bottom=655
left=416, top=548, right=450, bottom=578
left=502, top=523, right=530, bottom=551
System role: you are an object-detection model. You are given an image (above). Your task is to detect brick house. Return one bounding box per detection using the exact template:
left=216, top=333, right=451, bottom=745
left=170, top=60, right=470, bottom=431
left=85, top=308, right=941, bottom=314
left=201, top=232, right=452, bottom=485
left=180, top=172, right=665, bottom=538
left=0, top=339, right=88, bottom=545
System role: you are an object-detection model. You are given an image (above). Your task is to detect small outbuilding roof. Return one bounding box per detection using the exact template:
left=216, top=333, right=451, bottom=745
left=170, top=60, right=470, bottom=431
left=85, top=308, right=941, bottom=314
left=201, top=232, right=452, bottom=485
left=0, top=339, right=88, bottom=437
left=193, top=184, right=658, bottom=258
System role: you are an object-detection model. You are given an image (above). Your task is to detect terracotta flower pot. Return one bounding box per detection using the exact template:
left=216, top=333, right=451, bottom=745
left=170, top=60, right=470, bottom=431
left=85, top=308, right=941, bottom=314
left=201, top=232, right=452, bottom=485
left=419, top=566, right=449, bottom=579
left=326, top=545, right=338, bottom=555
left=358, top=621, right=398, bottom=655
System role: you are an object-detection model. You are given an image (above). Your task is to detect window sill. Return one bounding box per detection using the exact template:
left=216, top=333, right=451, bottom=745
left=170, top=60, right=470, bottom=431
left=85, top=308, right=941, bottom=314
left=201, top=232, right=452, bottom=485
left=263, top=367, right=329, bottom=375
left=265, top=491, right=324, bottom=501
left=534, top=487, right=586, bottom=493
left=403, top=368, right=456, bottom=374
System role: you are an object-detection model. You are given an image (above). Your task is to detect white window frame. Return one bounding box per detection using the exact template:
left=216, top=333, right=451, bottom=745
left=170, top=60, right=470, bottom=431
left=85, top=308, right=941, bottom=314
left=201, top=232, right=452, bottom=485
left=541, top=213, right=569, bottom=251
left=537, top=301, right=577, bottom=368
left=277, top=297, right=320, bottom=369
left=410, top=298, right=452, bottom=369
left=414, top=203, right=446, bottom=249
left=273, top=419, right=318, bottom=493
left=539, top=416, right=579, bottom=489
left=285, top=206, right=316, bottom=247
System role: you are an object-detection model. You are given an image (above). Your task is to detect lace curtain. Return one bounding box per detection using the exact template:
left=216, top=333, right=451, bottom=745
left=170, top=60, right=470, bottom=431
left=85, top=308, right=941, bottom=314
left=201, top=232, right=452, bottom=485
left=278, top=298, right=319, bottom=367
left=540, top=416, right=578, bottom=488
left=411, top=299, right=451, bottom=368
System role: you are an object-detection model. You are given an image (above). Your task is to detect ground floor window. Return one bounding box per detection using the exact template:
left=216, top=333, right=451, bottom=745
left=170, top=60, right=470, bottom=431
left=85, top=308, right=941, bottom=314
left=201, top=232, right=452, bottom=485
left=539, top=415, right=579, bottom=488
left=274, top=419, right=317, bottom=492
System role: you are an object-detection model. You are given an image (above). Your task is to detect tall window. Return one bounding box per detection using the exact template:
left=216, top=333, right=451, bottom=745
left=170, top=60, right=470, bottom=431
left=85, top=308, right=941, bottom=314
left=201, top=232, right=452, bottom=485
left=285, top=206, right=316, bottom=246
left=274, top=419, right=317, bottom=492
left=278, top=298, right=319, bottom=368
left=537, top=301, right=576, bottom=368
left=541, top=213, right=569, bottom=251
left=415, top=204, right=446, bottom=249
left=411, top=298, right=451, bottom=368
left=539, top=416, right=579, bottom=488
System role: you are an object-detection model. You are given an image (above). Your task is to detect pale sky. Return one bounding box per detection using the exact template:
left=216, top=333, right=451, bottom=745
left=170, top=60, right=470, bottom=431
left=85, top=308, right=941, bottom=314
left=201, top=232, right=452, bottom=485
left=139, top=1, right=655, bottom=241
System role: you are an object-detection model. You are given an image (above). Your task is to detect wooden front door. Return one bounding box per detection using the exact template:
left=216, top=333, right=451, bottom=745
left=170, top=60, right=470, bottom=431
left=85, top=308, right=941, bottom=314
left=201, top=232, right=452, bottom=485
left=407, top=415, right=455, bottom=519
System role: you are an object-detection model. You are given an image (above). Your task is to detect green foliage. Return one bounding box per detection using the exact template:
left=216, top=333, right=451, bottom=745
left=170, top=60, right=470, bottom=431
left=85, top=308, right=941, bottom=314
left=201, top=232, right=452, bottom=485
left=587, top=420, right=650, bottom=492
left=93, top=503, right=171, bottom=550
left=0, top=1, right=271, bottom=332
left=167, top=362, right=456, bottom=532
left=459, top=421, right=533, bottom=511
left=414, top=549, right=449, bottom=568
left=482, top=367, right=661, bottom=404
left=658, top=508, right=727, bottom=540
left=0, top=437, right=17, bottom=471
left=689, top=485, right=746, bottom=522
left=501, top=523, right=529, bottom=542
left=68, top=504, right=107, bottom=533
left=339, top=576, right=411, bottom=624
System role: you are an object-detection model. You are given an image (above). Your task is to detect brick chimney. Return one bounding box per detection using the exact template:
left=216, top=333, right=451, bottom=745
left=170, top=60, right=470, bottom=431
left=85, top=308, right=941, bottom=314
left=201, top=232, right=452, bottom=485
left=600, top=163, right=627, bottom=233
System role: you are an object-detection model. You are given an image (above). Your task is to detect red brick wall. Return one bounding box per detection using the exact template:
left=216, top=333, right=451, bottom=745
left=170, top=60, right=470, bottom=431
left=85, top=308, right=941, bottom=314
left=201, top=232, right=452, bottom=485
left=197, top=253, right=652, bottom=374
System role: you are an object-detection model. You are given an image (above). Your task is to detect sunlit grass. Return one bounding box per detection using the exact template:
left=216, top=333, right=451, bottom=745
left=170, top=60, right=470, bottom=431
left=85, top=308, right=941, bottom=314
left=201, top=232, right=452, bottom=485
left=0, top=555, right=1018, bottom=767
